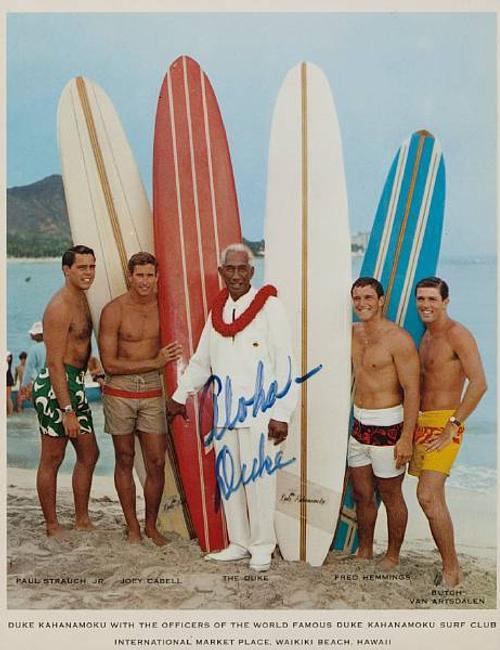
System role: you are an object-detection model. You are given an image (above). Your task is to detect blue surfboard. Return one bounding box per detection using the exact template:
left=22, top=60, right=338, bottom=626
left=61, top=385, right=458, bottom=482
left=332, top=129, right=445, bottom=553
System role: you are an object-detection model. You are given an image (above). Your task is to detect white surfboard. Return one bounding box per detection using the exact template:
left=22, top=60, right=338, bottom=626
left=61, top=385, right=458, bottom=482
left=265, top=62, right=352, bottom=566
left=57, top=76, right=190, bottom=539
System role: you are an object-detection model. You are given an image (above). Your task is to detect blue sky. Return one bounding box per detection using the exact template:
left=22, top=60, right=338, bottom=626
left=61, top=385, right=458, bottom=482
left=7, top=11, right=497, bottom=254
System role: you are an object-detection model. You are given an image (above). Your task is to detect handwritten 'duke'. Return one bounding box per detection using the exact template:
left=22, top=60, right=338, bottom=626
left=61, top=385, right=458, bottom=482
left=207, top=360, right=323, bottom=501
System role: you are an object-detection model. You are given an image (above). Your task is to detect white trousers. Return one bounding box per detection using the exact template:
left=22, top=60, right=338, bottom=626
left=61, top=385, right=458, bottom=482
left=215, top=426, right=276, bottom=560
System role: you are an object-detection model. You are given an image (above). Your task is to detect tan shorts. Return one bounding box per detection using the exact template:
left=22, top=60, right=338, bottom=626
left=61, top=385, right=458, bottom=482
left=103, top=371, right=167, bottom=436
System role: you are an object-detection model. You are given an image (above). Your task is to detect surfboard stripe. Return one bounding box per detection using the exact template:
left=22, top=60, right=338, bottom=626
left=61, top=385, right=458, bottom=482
left=167, top=73, right=194, bottom=357
left=183, top=57, right=209, bottom=319
left=387, top=137, right=433, bottom=316
left=76, top=77, right=129, bottom=283
left=203, top=78, right=243, bottom=265
left=299, top=62, right=309, bottom=562
left=373, top=142, right=409, bottom=280
left=67, top=85, right=115, bottom=299
left=384, top=133, right=426, bottom=309
left=172, top=64, right=207, bottom=344
left=181, top=57, right=212, bottom=549
left=198, top=67, right=229, bottom=540
left=184, top=64, right=218, bottom=450
left=191, top=402, right=210, bottom=546
left=197, top=63, right=229, bottom=538
left=397, top=140, right=441, bottom=324
left=167, top=65, right=212, bottom=551
left=186, top=61, right=221, bottom=309
left=89, top=82, right=144, bottom=249
left=200, top=69, right=223, bottom=291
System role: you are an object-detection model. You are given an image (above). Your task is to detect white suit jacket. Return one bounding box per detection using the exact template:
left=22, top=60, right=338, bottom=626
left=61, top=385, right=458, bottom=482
left=173, top=287, right=297, bottom=429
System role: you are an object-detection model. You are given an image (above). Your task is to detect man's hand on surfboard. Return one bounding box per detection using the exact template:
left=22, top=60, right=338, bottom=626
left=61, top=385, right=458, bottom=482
left=165, top=396, right=187, bottom=422
left=268, top=419, right=288, bottom=446
left=156, top=342, right=182, bottom=367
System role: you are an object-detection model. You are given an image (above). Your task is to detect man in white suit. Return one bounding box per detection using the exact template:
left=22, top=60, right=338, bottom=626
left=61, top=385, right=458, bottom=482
left=167, top=243, right=297, bottom=572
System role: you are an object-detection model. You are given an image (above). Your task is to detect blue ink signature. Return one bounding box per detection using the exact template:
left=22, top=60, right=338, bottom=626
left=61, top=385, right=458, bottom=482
left=215, top=432, right=296, bottom=500
left=199, top=357, right=323, bottom=447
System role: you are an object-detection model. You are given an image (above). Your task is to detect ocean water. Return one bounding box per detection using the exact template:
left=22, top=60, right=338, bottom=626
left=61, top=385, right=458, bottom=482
left=6, top=255, right=497, bottom=493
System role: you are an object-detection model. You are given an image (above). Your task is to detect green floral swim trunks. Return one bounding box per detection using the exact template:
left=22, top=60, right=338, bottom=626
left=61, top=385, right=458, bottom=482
left=33, top=365, right=95, bottom=437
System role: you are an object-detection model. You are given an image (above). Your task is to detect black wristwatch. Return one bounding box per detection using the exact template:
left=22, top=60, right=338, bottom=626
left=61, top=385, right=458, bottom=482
left=62, top=404, right=74, bottom=414
left=449, top=416, right=462, bottom=428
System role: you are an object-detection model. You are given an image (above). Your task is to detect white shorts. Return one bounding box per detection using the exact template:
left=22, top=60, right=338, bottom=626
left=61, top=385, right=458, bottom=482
left=347, top=436, right=405, bottom=479
left=347, top=404, right=405, bottom=479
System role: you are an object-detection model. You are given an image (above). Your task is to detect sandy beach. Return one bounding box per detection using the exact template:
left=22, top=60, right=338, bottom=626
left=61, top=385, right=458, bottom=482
left=6, top=466, right=496, bottom=610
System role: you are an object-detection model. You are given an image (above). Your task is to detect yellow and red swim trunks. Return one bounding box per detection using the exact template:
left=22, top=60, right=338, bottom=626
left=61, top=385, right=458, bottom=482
left=409, top=409, right=464, bottom=477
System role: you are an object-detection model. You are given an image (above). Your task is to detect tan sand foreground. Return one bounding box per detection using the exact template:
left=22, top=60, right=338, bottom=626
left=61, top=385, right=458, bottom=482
left=6, top=466, right=496, bottom=610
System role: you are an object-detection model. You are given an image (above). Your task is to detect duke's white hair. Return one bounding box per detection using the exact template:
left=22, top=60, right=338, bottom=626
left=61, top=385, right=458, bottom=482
left=219, top=243, right=255, bottom=268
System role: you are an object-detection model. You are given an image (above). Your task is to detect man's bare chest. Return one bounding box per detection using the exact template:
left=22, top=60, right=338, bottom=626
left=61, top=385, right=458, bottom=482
left=353, top=336, right=393, bottom=371
left=119, top=308, right=160, bottom=342
left=420, top=337, right=455, bottom=372
left=68, top=308, right=92, bottom=342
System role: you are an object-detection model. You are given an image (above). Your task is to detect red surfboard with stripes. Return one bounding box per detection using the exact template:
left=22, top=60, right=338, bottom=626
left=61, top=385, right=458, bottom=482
left=153, top=55, right=242, bottom=552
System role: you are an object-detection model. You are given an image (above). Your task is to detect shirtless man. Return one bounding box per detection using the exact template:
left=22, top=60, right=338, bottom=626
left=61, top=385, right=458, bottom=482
left=348, top=277, right=420, bottom=568
left=33, top=245, right=99, bottom=538
left=98, top=252, right=181, bottom=545
left=410, top=277, right=487, bottom=586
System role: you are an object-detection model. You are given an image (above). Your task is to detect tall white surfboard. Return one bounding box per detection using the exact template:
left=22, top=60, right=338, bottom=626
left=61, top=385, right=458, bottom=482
left=265, top=62, right=351, bottom=566
left=57, top=76, right=191, bottom=539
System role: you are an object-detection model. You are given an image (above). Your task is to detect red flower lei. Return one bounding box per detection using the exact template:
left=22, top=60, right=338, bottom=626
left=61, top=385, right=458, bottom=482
left=211, top=285, right=278, bottom=337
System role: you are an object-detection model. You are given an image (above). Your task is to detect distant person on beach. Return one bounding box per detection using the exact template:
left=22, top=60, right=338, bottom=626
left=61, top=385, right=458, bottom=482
left=33, top=245, right=99, bottom=539
left=14, top=351, right=27, bottom=412
left=166, top=243, right=297, bottom=572
left=410, top=277, right=487, bottom=587
left=6, top=352, right=14, bottom=416
left=98, top=252, right=182, bottom=546
left=20, top=321, right=45, bottom=403
left=15, top=351, right=27, bottom=385
left=349, top=277, right=419, bottom=569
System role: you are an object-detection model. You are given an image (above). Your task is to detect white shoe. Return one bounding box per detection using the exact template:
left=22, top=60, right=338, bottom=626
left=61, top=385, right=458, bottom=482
left=249, top=557, right=272, bottom=572
left=205, top=544, right=250, bottom=562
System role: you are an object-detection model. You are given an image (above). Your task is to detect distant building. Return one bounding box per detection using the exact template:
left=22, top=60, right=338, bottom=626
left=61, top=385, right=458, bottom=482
left=242, top=234, right=369, bottom=258
left=243, top=238, right=265, bottom=257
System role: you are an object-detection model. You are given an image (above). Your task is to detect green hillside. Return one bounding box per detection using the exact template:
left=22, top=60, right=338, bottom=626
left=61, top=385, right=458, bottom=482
left=6, top=174, right=266, bottom=259
left=7, top=175, right=72, bottom=257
